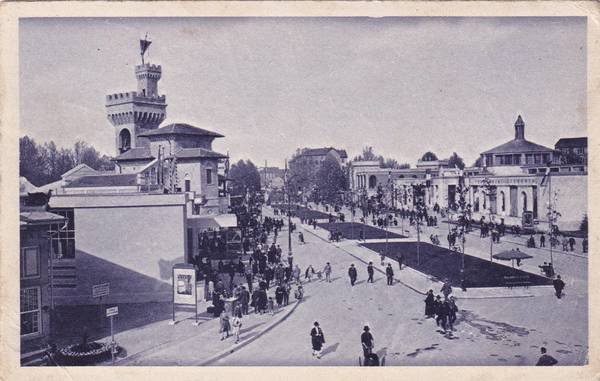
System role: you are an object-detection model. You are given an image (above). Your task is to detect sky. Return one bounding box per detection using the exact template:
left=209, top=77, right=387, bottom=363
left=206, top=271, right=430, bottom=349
left=20, top=17, right=586, bottom=168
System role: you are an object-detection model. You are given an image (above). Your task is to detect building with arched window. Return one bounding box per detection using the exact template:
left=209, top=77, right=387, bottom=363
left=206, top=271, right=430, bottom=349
left=349, top=115, right=587, bottom=231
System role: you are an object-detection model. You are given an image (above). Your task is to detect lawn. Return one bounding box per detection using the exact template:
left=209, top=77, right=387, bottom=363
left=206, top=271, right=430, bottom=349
left=360, top=241, right=554, bottom=288
left=271, top=204, right=332, bottom=220
left=318, top=222, right=407, bottom=240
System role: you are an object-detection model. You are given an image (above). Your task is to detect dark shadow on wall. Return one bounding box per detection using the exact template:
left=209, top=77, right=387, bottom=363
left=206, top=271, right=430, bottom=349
left=159, top=256, right=186, bottom=280
left=56, top=250, right=175, bottom=300
left=46, top=250, right=190, bottom=349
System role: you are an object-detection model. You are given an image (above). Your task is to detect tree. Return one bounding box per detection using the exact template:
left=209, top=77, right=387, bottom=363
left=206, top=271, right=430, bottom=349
left=421, top=151, right=438, bottom=161
left=353, top=146, right=379, bottom=161
left=473, top=157, right=483, bottom=167
left=354, top=146, right=410, bottom=169
left=580, top=214, right=588, bottom=234
left=20, top=136, right=46, bottom=186
left=382, top=158, right=410, bottom=169
left=228, top=159, right=262, bottom=198
left=20, top=136, right=113, bottom=186
left=315, top=153, right=347, bottom=204
left=447, top=152, right=466, bottom=170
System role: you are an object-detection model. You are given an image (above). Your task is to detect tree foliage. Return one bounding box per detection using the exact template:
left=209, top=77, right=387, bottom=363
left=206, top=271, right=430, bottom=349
left=228, top=159, right=262, bottom=198
left=315, top=153, right=347, bottom=204
left=20, top=136, right=114, bottom=186
left=473, top=156, right=483, bottom=167
left=353, top=146, right=410, bottom=169
left=447, top=152, right=466, bottom=170
left=421, top=151, right=438, bottom=161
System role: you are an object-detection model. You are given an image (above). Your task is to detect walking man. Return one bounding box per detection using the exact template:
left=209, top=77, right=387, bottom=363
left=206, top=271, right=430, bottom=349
left=385, top=263, right=394, bottom=285
left=324, top=262, right=332, bottom=283
left=367, top=262, right=374, bottom=283
left=348, top=264, right=358, bottom=286
left=441, top=280, right=453, bottom=301
left=553, top=274, right=565, bottom=299
left=361, top=326, right=375, bottom=361
left=536, top=347, right=558, bottom=366
left=540, top=233, right=546, bottom=248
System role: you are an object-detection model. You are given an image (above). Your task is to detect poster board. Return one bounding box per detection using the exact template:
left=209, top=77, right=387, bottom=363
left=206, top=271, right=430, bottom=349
left=172, top=263, right=196, bottom=306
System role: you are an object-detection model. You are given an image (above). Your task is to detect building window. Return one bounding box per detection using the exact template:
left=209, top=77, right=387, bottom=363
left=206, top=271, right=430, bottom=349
left=21, top=247, right=40, bottom=279
left=206, top=168, right=213, bottom=185
left=521, top=191, right=528, bottom=212
left=185, top=179, right=191, bottom=192
left=20, top=287, right=41, bottom=336
left=48, top=210, right=75, bottom=259
left=500, top=191, right=506, bottom=212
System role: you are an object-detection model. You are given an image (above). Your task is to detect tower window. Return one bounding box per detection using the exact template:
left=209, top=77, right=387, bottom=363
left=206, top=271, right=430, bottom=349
left=206, top=169, right=213, bottom=185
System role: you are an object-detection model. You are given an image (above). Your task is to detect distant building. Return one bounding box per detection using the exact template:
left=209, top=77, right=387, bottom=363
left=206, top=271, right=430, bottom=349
left=290, top=147, right=348, bottom=171
left=555, top=137, right=587, bottom=164
left=349, top=115, right=587, bottom=231
left=259, top=166, right=285, bottom=190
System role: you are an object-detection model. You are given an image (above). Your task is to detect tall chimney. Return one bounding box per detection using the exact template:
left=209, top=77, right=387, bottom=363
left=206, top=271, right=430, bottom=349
left=514, top=115, right=525, bottom=140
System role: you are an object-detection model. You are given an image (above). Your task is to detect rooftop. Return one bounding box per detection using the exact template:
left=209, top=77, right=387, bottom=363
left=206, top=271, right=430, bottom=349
left=167, top=147, right=228, bottom=160
left=555, top=137, right=587, bottom=148
left=138, top=123, right=224, bottom=138
left=20, top=210, right=65, bottom=225
left=113, top=147, right=155, bottom=162
left=480, top=139, right=557, bottom=155
left=64, top=174, right=138, bottom=188
left=294, top=147, right=348, bottom=159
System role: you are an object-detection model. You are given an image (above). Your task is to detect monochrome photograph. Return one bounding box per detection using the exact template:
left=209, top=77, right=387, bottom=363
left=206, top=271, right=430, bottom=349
left=13, top=15, right=590, bottom=368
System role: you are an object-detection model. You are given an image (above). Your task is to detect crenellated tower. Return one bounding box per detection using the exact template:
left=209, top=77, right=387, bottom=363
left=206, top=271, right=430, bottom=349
left=106, top=38, right=167, bottom=155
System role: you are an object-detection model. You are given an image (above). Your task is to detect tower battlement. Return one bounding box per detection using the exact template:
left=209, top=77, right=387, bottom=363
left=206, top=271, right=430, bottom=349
left=135, top=63, right=162, bottom=72
left=106, top=91, right=166, bottom=106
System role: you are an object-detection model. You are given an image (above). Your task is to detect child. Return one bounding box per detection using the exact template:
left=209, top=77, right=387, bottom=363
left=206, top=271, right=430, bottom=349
left=219, top=311, right=230, bottom=340
left=294, top=284, right=304, bottom=300
left=268, top=296, right=275, bottom=315
left=231, top=315, right=242, bottom=344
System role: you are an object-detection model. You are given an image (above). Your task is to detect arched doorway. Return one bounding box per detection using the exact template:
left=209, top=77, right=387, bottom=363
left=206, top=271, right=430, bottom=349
left=119, top=129, right=132, bottom=153
left=368, top=175, right=377, bottom=189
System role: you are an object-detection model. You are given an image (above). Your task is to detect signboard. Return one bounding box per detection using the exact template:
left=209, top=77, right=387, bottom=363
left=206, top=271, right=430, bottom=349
left=92, top=283, right=110, bottom=298
left=173, top=264, right=196, bottom=305
left=106, top=306, right=119, bottom=317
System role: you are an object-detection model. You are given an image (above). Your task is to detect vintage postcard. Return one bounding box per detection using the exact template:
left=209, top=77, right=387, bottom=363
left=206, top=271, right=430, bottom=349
left=1, top=2, right=598, bottom=381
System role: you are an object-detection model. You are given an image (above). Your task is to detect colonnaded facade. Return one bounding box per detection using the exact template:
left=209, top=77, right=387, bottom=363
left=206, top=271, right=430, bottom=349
left=349, top=116, right=587, bottom=231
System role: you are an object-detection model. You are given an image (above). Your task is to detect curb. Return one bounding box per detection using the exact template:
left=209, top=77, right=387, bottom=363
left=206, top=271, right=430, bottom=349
left=302, top=223, right=552, bottom=300
left=198, top=299, right=301, bottom=366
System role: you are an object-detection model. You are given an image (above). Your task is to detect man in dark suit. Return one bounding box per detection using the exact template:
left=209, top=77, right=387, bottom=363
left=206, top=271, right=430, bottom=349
left=385, top=263, right=394, bottom=285
left=367, top=262, right=374, bottom=283
left=348, top=264, right=358, bottom=286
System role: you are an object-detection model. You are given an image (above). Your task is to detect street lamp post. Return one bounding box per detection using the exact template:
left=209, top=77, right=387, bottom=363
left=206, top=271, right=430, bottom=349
left=284, top=160, right=293, bottom=258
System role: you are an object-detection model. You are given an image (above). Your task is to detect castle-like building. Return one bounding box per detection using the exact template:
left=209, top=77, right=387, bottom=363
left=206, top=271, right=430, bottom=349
left=43, top=41, right=236, bottom=305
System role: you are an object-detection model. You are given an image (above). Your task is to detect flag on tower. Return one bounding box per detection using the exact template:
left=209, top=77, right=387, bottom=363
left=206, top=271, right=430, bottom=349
left=140, top=34, right=151, bottom=64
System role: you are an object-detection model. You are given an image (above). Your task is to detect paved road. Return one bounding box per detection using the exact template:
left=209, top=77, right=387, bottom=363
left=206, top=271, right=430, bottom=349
left=210, top=210, right=587, bottom=366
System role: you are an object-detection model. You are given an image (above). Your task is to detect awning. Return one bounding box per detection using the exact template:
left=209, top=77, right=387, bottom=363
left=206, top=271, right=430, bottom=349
left=187, top=213, right=238, bottom=230
left=214, top=213, right=238, bottom=228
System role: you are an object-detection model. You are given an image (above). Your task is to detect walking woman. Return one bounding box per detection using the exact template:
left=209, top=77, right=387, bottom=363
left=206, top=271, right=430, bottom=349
left=310, top=321, right=326, bottom=359
left=424, top=289, right=435, bottom=318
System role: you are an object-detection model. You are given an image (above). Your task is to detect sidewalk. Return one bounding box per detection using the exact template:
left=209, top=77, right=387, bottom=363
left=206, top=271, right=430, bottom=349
left=112, top=299, right=300, bottom=366
left=301, top=220, right=552, bottom=300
